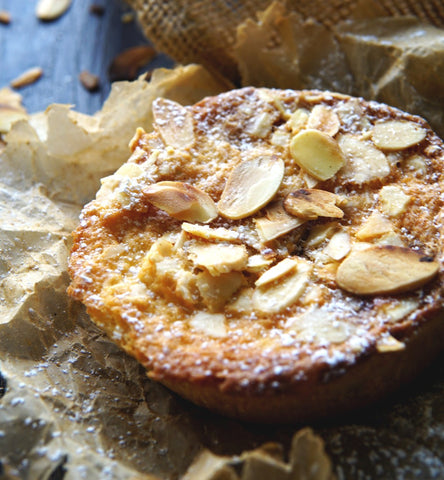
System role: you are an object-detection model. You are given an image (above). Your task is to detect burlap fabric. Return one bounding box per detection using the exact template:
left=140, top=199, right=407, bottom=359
left=127, top=0, right=444, bottom=83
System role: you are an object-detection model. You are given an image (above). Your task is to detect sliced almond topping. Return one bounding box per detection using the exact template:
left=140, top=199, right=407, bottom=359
left=255, top=258, right=299, bottom=287
left=372, top=120, right=427, bottom=150
left=189, top=312, right=227, bottom=338
left=152, top=98, right=194, bottom=149
left=376, top=335, right=405, bottom=353
left=287, top=108, right=309, bottom=133
left=338, top=134, right=390, bottom=184
left=246, top=111, right=275, bottom=138
left=10, top=67, right=43, bottom=89
left=196, top=271, right=244, bottom=312
left=302, top=172, right=319, bottom=189
left=287, top=308, right=350, bottom=344
left=405, top=154, right=427, bottom=175
left=144, top=181, right=217, bottom=223
left=271, top=128, right=291, bottom=147
left=254, top=201, right=304, bottom=243
left=305, top=222, right=338, bottom=248
left=284, top=189, right=343, bottom=220
left=36, top=0, right=71, bottom=20
left=188, top=243, right=248, bottom=276
left=336, top=245, right=439, bottom=295
left=182, top=223, right=240, bottom=242
left=324, top=230, right=351, bottom=261
left=375, top=232, right=404, bottom=247
left=380, top=298, right=419, bottom=322
left=253, top=259, right=312, bottom=313
left=355, top=211, right=393, bottom=240
left=225, top=288, right=254, bottom=314
left=218, top=155, right=284, bottom=220
left=307, top=105, right=340, bottom=136
left=378, top=185, right=410, bottom=217
left=246, top=254, right=273, bottom=272
left=290, top=129, right=345, bottom=181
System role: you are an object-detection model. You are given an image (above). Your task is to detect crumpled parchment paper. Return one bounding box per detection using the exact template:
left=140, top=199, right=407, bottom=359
left=1, top=59, right=444, bottom=479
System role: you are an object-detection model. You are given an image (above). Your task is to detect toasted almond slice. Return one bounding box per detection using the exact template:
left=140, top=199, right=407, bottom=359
left=338, top=134, right=390, bottom=184
left=246, top=254, right=273, bottom=273
left=10, top=67, right=43, bottom=89
left=284, top=188, right=343, bottom=220
left=290, top=129, right=345, bottom=181
left=144, top=181, right=217, bottom=223
left=380, top=298, right=419, bottom=322
left=305, top=222, right=338, bottom=248
left=226, top=287, right=254, bottom=314
left=254, top=201, right=304, bottom=243
left=246, top=111, right=275, bottom=138
left=36, top=0, right=71, bottom=20
left=182, top=223, right=240, bottom=242
left=371, top=120, right=427, bottom=150
left=255, top=258, right=299, bottom=287
left=355, top=211, right=393, bottom=240
left=152, top=98, right=194, bottom=149
left=253, top=259, right=312, bottom=313
left=188, top=243, right=248, bottom=276
left=287, top=108, right=309, bottom=133
left=307, top=105, right=340, bottom=136
left=376, top=335, right=405, bottom=353
left=375, top=232, right=404, bottom=247
left=302, top=172, right=319, bottom=189
left=324, top=230, right=351, bottom=261
left=287, top=308, right=350, bottom=344
left=336, top=245, right=439, bottom=295
left=189, top=312, right=227, bottom=338
left=218, top=155, right=284, bottom=220
left=196, top=271, right=244, bottom=312
left=378, top=185, right=410, bottom=217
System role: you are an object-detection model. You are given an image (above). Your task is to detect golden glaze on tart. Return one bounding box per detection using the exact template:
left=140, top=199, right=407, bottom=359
left=68, top=88, right=444, bottom=422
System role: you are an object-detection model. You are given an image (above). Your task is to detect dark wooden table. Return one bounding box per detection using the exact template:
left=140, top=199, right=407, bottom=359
left=0, top=0, right=172, bottom=115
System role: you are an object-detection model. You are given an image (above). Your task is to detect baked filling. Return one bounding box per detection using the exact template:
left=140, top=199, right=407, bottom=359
left=68, top=88, right=444, bottom=396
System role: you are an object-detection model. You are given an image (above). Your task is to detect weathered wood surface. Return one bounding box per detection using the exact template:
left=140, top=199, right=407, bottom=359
left=0, top=0, right=170, bottom=114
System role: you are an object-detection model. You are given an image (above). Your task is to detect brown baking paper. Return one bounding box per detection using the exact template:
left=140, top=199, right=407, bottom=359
left=1, top=61, right=444, bottom=479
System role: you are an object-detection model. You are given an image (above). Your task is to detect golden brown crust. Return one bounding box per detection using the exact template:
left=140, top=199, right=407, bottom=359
left=68, top=88, right=444, bottom=422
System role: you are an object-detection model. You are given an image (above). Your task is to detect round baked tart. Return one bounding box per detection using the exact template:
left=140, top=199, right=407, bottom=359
left=68, top=88, right=444, bottom=423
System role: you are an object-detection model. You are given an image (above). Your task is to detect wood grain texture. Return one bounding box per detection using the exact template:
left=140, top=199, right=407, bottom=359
left=0, top=0, right=172, bottom=114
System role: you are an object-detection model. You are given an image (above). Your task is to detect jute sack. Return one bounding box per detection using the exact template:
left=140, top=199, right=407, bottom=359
left=127, top=0, right=444, bottom=83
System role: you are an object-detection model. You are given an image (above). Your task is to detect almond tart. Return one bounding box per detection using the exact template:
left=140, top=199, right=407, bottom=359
left=68, top=88, right=444, bottom=423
